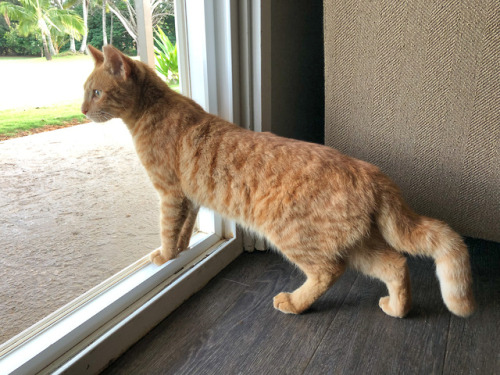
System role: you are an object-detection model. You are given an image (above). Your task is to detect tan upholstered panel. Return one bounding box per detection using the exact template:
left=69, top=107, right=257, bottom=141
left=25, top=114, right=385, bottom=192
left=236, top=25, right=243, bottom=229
left=324, top=1, right=499, bottom=241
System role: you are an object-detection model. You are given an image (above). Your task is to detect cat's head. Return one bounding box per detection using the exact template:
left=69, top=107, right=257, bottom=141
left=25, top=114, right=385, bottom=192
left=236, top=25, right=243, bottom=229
left=81, top=45, right=136, bottom=123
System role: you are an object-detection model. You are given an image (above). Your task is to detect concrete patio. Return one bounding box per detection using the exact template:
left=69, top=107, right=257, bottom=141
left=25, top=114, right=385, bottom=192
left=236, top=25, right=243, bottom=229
left=0, top=120, right=161, bottom=343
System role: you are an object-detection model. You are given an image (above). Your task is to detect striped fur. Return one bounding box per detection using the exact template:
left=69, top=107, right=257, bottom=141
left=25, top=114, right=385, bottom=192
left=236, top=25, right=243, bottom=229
left=81, top=45, right=475, bottom=318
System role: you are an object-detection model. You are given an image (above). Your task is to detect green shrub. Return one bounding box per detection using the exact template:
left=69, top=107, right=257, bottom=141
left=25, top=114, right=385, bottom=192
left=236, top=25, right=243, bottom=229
left=0, top=24, right=41, bottom=56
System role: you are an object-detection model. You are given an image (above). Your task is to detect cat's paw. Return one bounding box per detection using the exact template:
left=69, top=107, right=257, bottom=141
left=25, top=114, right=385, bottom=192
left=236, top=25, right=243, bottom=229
left=379, top=296, right=406, bottom=318
left=150, top=249, right=172, bottom=266
left=273, top=292, right=300, bottom=314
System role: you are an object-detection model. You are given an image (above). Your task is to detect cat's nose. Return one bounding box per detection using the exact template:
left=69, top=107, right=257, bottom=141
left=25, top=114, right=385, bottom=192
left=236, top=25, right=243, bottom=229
left=81, top=106, right=88, bottom=115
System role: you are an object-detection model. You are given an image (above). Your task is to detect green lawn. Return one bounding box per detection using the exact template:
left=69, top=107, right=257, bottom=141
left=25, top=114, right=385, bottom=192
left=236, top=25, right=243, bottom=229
left=0, top=100, right=87, bottom=138
left=0, top=53, right=89, bottom=63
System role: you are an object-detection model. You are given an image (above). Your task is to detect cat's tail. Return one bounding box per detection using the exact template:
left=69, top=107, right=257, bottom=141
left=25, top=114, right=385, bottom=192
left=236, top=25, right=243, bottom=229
left=375, top=175, right=476, bottom=317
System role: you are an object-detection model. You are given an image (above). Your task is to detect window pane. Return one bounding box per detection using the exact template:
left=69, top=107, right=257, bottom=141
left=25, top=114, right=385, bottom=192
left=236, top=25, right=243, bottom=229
left=0, top=9, right=181, bottom=345
left=0, top=120, right=160, bottom=343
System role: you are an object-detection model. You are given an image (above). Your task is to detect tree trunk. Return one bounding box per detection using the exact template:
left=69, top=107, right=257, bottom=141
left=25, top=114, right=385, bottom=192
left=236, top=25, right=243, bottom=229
left=70, top=35, right=76, bottom=53
left=102, top=0, right=107, bottom=45
left=110, top=11, right=113, bottom=45
left=41, top=32, right=52, bottom=61
left=79, top=0, right=88, bottom=53
left=108, top=4, right=137, bottom=42
left=48, top=34, right=57, bottom=56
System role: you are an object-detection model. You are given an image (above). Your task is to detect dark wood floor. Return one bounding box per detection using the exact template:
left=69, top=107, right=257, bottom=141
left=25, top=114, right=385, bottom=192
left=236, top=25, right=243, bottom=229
left=103, top=238, right=499, bottom=375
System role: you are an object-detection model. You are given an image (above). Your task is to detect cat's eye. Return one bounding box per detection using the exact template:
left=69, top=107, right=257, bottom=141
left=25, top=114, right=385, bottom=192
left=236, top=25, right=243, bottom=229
left=94, top=89, right=102, bottom=98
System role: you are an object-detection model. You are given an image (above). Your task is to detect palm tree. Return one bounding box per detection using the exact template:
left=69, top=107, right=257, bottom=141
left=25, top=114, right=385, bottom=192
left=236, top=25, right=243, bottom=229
left=0, top=0, right=85, bottom=60
left=102, top=0, right=107, bottom=45
left=54, top=0, right=80, bottom=53
left=107, top=0, right=173, bottom=44
left=78, top=0, right=107, bottom=52
left=78, top=0, right=89, bottom=53
left=77, top=0, right=110, bottom=53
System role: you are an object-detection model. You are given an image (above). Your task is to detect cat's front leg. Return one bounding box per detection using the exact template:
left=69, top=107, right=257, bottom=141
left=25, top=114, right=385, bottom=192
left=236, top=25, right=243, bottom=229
left=150, top=194, right=191, bottom=266
left=176, top=203, right=200, bottom=252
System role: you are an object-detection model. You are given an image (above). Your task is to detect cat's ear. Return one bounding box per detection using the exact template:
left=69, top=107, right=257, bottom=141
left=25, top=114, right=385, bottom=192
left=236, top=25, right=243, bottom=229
left=87, top=44, right=104, bottom=66
left=102, top=45, right=132, bottom=80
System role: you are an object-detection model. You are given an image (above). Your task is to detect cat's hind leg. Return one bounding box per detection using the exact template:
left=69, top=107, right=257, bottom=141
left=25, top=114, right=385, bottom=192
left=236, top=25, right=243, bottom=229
left=348, top=232, right=411, bottom=318
left=273, top=260, right=346, bottom=314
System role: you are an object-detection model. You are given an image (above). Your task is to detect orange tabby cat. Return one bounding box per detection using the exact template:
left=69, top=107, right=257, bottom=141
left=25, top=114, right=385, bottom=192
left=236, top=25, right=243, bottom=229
left=82, top=45, right=475, bottom=318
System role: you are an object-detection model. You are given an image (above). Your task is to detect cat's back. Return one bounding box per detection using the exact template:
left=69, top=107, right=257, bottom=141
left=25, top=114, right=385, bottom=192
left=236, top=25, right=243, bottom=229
left=178, top=118, right=379, bottom=224
left=180, top=116, right=379, bottom=182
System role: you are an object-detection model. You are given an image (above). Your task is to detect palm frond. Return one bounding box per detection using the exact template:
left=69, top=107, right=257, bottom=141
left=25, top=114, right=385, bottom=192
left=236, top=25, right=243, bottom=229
left=49, top=9, right=85, bottom=35
left=154, top=26, right=178, bottom=82
left=18, top=18, right=39, bottom=35
left=0, top=2, right=30, bottom=21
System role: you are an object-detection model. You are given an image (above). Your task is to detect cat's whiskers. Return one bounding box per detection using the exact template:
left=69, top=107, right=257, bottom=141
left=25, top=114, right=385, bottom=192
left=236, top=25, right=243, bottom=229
left=97, top=111, right=114, bottom=122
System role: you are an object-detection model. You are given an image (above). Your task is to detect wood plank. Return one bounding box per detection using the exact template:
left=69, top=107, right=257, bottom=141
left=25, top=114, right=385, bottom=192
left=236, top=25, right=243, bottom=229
left=102, top=252, right=282, bottom=374
left=443, top=238, right=500, bottom=375
left=304, top=256, right=451, bottom=374
left=163, top=254, right=359, bottom=375
left=103, top=239, right=499, bottom=375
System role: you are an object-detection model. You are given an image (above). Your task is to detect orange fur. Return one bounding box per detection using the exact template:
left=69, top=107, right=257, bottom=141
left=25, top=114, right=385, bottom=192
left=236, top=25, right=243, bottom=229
left=82, top=45, right=476, bottom=318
